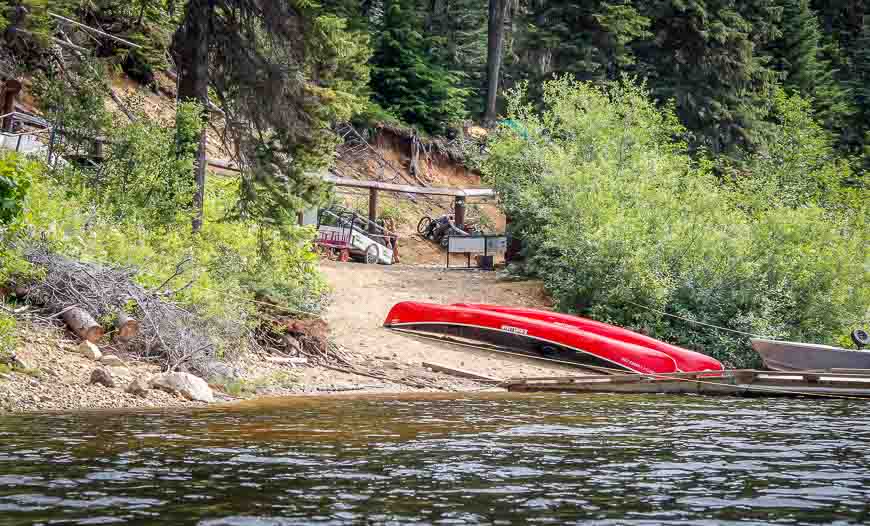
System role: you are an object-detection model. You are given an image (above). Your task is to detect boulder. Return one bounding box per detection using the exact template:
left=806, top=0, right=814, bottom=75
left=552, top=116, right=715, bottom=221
left=90, top=368, right=116, bottom=388
left=149, top=372, right=214, bottom=403
left=78, top=341, right=102, bottom=361
left=100, top=355, right=126, bottom=367
left=126, top=376, right=151, bottom=398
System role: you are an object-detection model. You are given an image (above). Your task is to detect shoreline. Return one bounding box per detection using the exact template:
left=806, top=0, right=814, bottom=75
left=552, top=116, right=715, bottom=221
left=2, top=263, right=580, bottom=415
left=0, top=324, right=505, bottom=415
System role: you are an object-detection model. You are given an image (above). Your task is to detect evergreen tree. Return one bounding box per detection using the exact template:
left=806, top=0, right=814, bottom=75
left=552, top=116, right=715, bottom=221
left=851, top=15, right=870, bottom=169
left=769, top=0, right=853, bottom=133
left=370, top=0, right=469, bottom=134
left=776, top=0, right=823, bottom=93
left=172, top=0, right=371, bottom=229
left=512, top=0, right=650, bottom=89
left=631, top=0, right=781, bottom=155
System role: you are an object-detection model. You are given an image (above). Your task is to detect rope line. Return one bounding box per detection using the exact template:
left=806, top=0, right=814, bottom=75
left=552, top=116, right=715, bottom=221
left=623, top=300, right=771, bottom=339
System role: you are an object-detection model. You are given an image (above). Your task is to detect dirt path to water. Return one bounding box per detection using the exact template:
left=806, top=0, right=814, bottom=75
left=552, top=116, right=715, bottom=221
left=320, top=261, right=581, bottom=382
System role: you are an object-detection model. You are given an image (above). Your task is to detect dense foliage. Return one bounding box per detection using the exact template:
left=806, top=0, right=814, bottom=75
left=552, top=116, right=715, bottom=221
left=0, top=145, right=327, bottom=327
left=6, top=0, right=870, bottom=164
left=1, top=0, right=867, bottom=364
left=485, top=78, right=868, bottom=367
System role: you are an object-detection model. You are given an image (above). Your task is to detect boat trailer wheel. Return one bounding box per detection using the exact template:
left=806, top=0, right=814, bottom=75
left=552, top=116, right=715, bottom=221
left=364, top=244, right=379, bottom=264
left=853, top=329, right=870, bottom=350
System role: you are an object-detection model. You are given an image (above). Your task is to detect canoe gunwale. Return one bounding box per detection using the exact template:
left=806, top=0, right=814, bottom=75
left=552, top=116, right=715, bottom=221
left=385, top=320, right=676, bottom=374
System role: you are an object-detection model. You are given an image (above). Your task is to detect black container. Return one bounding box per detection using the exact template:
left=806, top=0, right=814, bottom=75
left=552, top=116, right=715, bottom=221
left=478, top=255, right=494, bottom=270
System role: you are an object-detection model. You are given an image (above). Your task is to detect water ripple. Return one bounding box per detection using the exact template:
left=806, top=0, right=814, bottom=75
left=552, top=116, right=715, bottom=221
left=0, top=394, right=868, bottom=524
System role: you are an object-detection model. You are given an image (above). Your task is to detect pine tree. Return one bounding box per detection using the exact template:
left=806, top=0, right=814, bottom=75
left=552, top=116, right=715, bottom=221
left=769, top=0, right=853, bottom=132
left=630, top=0, right=781, bottom=155
left=776, top=0, right=823, bottom=93
left=851, top=15, right=870, bottom=169
left=370, top=0, right=469, bottom=134
left=513, top=0, right=650, bottom=88
left=172, top=0, right=371, bottom=229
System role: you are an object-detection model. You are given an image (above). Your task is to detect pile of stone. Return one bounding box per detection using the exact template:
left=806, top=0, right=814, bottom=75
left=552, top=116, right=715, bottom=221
left=80, top=341, right=214, bottom=403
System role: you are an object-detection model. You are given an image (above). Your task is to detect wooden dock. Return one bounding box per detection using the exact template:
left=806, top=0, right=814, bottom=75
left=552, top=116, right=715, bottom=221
left=506, top=370, right=870, bottom=398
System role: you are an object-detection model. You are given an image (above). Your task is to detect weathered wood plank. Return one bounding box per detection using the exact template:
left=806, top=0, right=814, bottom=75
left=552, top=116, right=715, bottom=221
left=422, top=362, right=503, bottom=383
left=507, top=378, right=870, bottom=397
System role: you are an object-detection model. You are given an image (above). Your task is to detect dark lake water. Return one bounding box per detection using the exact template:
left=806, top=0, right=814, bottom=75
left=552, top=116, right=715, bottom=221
left=1, top=393, right=869, bottom=525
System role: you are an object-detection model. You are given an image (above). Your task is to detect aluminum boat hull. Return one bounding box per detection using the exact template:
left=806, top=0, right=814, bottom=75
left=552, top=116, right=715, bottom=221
left=751, top=338, right=870, bottom=371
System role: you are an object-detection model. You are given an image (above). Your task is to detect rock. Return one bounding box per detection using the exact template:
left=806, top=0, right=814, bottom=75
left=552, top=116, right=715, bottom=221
left=100, top=355, right=126, bottom=367
left=126, top=377, right=151, bottom=398
left=192, top=360, right=241, bottom=382
left=90, top=368, right=116, bottom=388
left=149, top=372, right=214, bottom=403
left=78, top=341, right=102, bottom=361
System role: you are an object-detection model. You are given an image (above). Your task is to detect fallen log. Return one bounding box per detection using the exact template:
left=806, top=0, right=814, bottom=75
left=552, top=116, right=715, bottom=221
left=62, top=307, right=104, bottom=343
left=115, top=312, right=139, bottom=343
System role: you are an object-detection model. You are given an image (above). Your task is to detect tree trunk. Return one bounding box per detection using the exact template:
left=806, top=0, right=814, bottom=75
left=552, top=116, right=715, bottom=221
left=484, top=0, right=507, bottom=125
left=173, top=0, right=213, bottom=233
left=62, top=308, right=105, bottom=343
left=115, top=312, right=140, bottom=343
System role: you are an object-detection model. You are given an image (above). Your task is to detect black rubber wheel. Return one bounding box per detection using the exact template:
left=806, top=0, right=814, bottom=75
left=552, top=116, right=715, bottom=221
left=364, top=244, right=379, bottom=264
left=852, top=329, right=870, bottom=349
left=417, top=216, right=432, bottom=235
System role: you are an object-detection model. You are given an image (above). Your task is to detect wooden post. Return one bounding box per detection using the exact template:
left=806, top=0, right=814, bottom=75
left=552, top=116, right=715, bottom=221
left=1, top=79, right=22, bottom=132
left=454, top=196, right=466, bottom=230
left=368, top=187, right=378, bottom=234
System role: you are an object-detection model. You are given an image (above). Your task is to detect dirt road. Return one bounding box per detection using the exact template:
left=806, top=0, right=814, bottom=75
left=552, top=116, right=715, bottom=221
left=320, top=261, right=580, bottom=382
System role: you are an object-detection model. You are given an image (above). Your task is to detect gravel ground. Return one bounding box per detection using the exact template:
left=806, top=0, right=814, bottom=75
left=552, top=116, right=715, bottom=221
left=0, top=327, right=202, bottom=414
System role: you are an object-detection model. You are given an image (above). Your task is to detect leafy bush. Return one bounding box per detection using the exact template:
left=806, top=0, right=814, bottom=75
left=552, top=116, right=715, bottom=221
left=0, top=311, right=15, bottom=361
left=484, top=77, right=869, bottom=368
left=0, top=153, right=37, bottom=286
left=21, top=168, right=327, bottom=325
left=80, top=99, right=202, bottom=228
left=0, top=153, right=31, bottom=225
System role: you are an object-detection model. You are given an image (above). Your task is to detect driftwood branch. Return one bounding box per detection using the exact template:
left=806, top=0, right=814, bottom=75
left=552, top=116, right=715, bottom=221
left=55, top=30, right=137, bottom=124
left=157, top=256, right=192, bottom=291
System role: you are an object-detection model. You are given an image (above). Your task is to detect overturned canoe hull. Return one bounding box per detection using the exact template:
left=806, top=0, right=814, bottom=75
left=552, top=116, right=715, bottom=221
left=751, top=338, right=870, bottom=371
left=454, top=303, right=723, bottom=373
left=384, top=302, right=680, bottom=374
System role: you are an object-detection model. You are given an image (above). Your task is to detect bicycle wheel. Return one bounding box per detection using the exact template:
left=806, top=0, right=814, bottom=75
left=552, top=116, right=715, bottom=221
left=417, top=216, right=432, bottom=235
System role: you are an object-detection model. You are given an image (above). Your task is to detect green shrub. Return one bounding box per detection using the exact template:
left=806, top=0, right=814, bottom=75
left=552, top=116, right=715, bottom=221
left=90, top=99, right=202, bottom=228
left=21, top=169, right=327, bottom=324
left=0, top=311, right=15, bottom=360
left=484, top=77, right=869, bottom=368
left=0, top=153, right=38, bottom=286
left=0, top=153, right=31, bottom=225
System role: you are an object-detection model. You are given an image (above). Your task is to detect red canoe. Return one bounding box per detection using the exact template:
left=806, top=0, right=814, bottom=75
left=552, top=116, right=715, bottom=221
left=454, top=303, right=723, bottom=373
left=384, top=301, right=681, bottom=374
